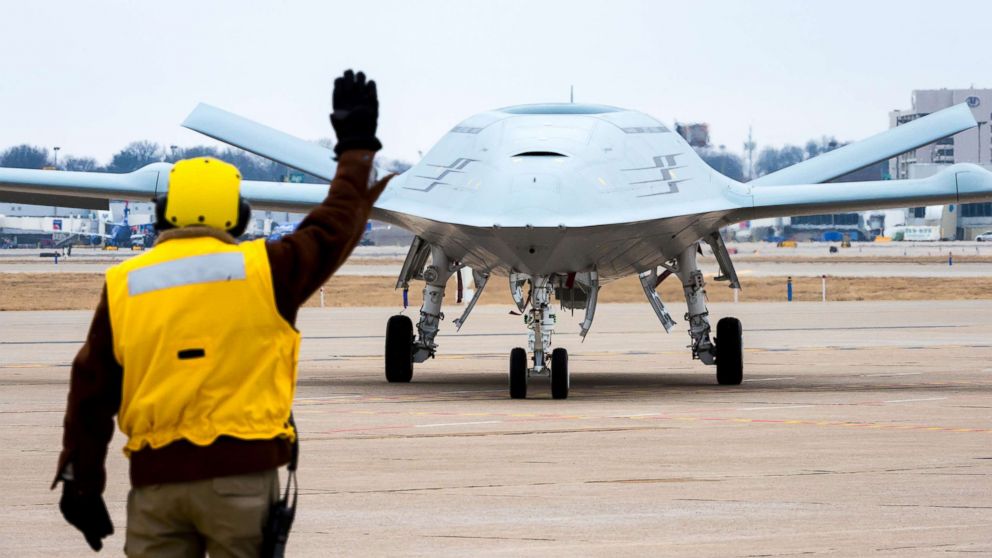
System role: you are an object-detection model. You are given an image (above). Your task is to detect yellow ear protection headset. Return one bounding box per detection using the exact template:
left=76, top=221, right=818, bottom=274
left=154, top=157, right=251, bottom=237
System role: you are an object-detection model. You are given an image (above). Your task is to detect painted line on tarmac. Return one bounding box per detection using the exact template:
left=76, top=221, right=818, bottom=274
left=289, top=380, right=992, bottom=405
left=416, top=420, right=503, bottom=428
left=862, top=372, right=923, bottom=377
left=0, top=340, right=81, bottom=345
left=737, top=405, right=815, bottom=411
left=883, top=397, right=948, bottom=404
left=748, top=324, right=963, bottom=332
left=743, top=377, right=796, bottom=382
left=310, top=406, right=992, bottom=435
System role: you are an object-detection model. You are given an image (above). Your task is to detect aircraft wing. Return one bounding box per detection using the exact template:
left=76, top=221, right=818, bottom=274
left=0, top=162, right=331, bottom=214
left=751, top=104, right=977, bottom=187
left=0, top=104, right=389, bottom=216
left=733, top=163, right=992, bottom=221
left=0, top=163, right=172, bottom=210
left=182, top=103, right=337, bottom=182
left=181, top=103, right=403, bottom=222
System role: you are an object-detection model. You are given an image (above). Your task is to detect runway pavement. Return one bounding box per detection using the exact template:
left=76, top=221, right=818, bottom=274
left=0, top=301, right=990, bottom=556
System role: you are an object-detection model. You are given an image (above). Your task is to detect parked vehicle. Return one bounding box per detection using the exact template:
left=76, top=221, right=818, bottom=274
left=976, top=231, right=992, bottom=242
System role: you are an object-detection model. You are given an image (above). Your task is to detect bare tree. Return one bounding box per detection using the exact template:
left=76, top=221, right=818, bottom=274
left=107, top=141, right=162, bottom=173
left=63, top=156, right=100, bottom=172
left=755, top=145, right=805, bottom=176
left=696, top=148, right=745, bottom=181
left=1, top=144, right=49, bottom=169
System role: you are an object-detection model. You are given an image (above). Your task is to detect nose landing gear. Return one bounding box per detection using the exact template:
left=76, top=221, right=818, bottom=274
left=508, top=346, right=569, bottom=400
left=507, top=275, right=571, bottom=399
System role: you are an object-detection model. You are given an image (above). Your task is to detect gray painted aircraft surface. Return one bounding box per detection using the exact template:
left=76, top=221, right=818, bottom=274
left=2, top=101, right=991, bottom=399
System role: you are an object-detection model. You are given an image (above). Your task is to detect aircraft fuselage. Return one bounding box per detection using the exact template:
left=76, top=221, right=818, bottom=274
left=374, top=103, right=739, bottom=280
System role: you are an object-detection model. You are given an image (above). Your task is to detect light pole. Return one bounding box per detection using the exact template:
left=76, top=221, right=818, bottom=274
left=53, top=146, right=61, bottom=169
left=977, top=122, right=986, bottom=164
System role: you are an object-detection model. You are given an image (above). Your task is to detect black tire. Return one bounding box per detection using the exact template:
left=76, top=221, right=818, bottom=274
left=509, top=347, right=528, bottom=399
left=715, top=317, right=743, bottom=385
left=551, top=348, right=569, bottom=400
left=385, top=315, right=414, bottom=383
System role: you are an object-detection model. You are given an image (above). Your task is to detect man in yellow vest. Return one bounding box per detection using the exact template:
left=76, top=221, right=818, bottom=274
left=53, top=69, right=391, bottom=556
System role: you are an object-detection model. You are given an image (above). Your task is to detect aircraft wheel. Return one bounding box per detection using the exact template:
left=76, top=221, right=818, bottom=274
left=509, top=347, right=528, bottom=399
left=385, top=315, right=414, bottom=383
left=551, top=348, right=569, bottom=399
left=715, top=317, right=743, bottom=385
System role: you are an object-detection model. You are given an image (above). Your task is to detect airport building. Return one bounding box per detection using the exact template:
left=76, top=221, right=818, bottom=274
left=890, top=88, right=992, bottom=239
left=890, top=89, right=992, bottom=177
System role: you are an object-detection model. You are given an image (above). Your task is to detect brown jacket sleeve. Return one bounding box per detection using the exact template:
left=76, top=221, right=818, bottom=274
left=55, top=286, right=122, bottom=495
left=266, top=150, right=392, bottom=324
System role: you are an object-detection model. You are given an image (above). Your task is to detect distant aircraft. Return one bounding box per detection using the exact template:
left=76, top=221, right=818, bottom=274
left=266, top=221, right=300, bottom=242
left=1, top=101, right=989, bottom=399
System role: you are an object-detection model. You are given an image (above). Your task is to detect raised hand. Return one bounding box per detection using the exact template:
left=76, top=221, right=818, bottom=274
left=330, top=69, right=382, bottom=156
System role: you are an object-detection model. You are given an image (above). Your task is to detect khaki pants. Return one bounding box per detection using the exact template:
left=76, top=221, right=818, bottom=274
left=125, top=469, right=279, bottom=558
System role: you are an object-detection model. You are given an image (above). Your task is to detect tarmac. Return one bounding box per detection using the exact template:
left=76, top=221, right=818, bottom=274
left=1, top=301, right=990, bottom=556
left=7, top=260, right=992, bottom=278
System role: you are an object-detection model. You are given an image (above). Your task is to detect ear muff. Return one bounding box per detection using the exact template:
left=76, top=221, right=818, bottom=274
left=227, top=197, right=252, bottom=238
left=154, top=195, right=176, bottom=232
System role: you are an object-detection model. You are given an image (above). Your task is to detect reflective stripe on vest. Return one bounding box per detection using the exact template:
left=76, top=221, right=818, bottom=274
left=127, top=253, right=246, bottom=296
left=105, top=236, right=300, bottom=457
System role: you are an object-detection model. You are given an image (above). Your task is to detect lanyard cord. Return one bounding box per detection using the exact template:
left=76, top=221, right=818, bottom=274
left=284, top=414, right=299, bottom=507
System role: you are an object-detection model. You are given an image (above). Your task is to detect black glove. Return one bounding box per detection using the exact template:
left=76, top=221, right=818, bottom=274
left=330, top=69, right=382, bottom=156
left=59, top=481, right=113, bottom=552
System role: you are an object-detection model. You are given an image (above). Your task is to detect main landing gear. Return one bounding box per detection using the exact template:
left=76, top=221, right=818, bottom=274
left=385, top=242, right=459, bottom=384
left=384, top=314, right=414, bottom=383
left=386, top=239, right=495, bottom=386
left=639, top=240, right=745, bottom=385
left=715, top=316, right=743, bottom=385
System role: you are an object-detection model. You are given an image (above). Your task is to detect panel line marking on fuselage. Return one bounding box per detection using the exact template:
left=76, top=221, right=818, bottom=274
left=629, top=166, right=687, bottom=184
left=623, top=154, right=682, bottom=171
left=637, top=179, right=691, bottom=197
left=621, top=154, right=689, bottom=197
left=621, top=126, right=670, bottom=134
left=406, top=157, right=480, bottom=192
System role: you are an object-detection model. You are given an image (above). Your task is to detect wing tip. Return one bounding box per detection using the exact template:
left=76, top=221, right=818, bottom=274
left=182, top=102, right=222, bottom=129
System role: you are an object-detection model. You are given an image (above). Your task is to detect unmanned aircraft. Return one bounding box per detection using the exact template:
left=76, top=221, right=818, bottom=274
left=2, top=100, right=989, bottom=399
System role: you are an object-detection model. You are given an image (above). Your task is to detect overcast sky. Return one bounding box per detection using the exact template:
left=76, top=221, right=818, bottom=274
left=1, top=0, right=990, bottom=165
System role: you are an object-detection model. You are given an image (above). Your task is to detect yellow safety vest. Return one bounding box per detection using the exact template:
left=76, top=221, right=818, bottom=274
left=105, top=235, right=300, bottom=456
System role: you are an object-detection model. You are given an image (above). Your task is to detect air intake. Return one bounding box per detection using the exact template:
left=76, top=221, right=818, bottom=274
left=512, top=151, right=567, bottom=157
